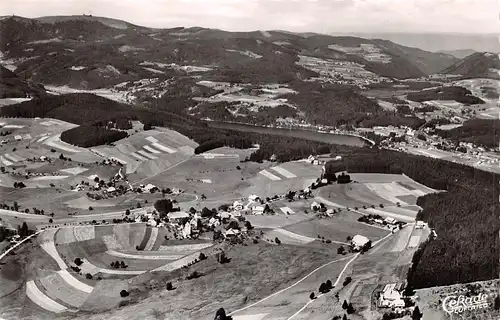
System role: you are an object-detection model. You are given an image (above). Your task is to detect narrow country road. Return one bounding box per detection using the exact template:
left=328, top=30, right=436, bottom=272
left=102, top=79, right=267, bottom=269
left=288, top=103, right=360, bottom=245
left=229, top=231, right=394, bottom=319
left=0, top=230, right=44, bottom=262
left=286, top=231, right=394, bottom=320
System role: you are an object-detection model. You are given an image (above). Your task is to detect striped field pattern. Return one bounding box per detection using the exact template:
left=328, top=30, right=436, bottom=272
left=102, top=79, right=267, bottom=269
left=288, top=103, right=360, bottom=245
left=259, top=170, right=282, bottom=181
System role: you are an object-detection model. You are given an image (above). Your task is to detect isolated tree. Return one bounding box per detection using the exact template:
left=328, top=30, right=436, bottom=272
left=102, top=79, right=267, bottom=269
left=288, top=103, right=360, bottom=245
left=274, top=237, right=281, bottom=245
left=120, top=290, right=129, bottom=297
left=199, top=252, right=207, bottom=261
left=412, top=306, right=422, bottom=320
left=337, top=246, right=345, bottom=255
left=153, top=199, right=174, bottom=218
left=346, top=303, right=355, bottom=314
left=49, top=218, right=53, bottom=223
left=342, top=300, right=348, bottom=310
left=85, top=273, right=93, bottom=279
left=319, top=282, right=329, bottom=294
left=326, top=279, right=333, bottom=289
left=309, top=292, right=316, bottom=300
left=244, top=220, right=253, bottom=230
left=74, top=258, right=83, bottom=266
left=214, top=308, right=231, bottom=320
left=18, top=222, right=29, bottom=237
left=166, top=282, right=173, bottom=291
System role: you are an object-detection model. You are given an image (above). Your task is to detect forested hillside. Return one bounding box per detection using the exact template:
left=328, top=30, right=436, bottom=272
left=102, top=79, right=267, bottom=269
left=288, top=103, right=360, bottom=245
left=324, top=149, right=499, bottom=288
left=0, top=93, right=339, bottom=159
left=435, top=119, right=500, bottom=149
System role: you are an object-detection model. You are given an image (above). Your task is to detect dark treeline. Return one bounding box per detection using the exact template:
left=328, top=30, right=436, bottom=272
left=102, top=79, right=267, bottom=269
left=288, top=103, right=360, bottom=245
left=324, top=148, right=499, bottom=288
left=0, top=93, right=339, bottom=159
left=61, top=125, right=128, bottom=147
left=435, top=119, right=500, bottom=149
left=406, top=86, right=484, bottom=105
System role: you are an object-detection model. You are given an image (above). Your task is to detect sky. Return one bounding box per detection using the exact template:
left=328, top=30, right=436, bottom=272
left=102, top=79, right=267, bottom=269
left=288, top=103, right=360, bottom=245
left=2, top=0, right=498, bottom=34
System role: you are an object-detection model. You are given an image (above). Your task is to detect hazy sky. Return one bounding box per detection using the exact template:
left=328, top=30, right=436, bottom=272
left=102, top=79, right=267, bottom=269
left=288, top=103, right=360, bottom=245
left=2, top=0, right=498, bottom=33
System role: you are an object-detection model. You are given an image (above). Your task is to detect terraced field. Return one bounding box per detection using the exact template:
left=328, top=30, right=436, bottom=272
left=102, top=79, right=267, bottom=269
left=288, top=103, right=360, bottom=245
left=22, top=223, right=216, bottom=313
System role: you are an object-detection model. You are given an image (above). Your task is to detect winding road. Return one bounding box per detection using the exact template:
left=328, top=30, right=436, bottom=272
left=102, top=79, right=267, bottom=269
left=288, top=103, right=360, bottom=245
left=229, top=231, right=394, bottom=319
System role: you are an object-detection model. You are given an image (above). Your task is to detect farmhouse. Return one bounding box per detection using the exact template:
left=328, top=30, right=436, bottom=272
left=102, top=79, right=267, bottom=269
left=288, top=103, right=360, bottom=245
left=167, top=211, right=190, bottom=222
left=384, top=217, right=397, bottom=225
left=143, top=183, right=158, bottom=193
left=252, top=206, right=264, bottom=215
left=233, top=200, right=244, bottom=210
left=351, top=234, right=370, bottom=250
left=14, top=135, right=22, bottom=141
left=225, top=228, right=240, bottom=238
left=311, top=201, right=320, bottom=210
left=379, top=283, right=406, bottom=308
left=248, top=194, right=260, bottom=202
left=415, top=221, right=426, bottom=229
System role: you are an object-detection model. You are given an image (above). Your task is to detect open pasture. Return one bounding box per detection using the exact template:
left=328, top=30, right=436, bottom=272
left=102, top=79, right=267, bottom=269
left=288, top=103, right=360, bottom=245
left=143, top=156, right=258, bottom=199
left=59, top=167, right=89, bottom=175
left=285, top=211, right=390, bottom=244
left=244, top=174, right=316, bottom=199
left=360, top=207, right=417, bottom=223
left=264, top=228, right=316, bottom=246
left=26, top=280, right=70, bottom=313
left=364, top=182, right=416, bottom=205
left=78, top=279, right=129, bottom=312
left=246, top=212, right=311, bottom=229
left=91, top=252, right=172, bottom=270
left=227, top=251, right=350, bottom=320
left=64, top=196, right=117, bottom=209
left=37, top=272, right=90, bottom=308
left=318, top=183, right=393, bottom=208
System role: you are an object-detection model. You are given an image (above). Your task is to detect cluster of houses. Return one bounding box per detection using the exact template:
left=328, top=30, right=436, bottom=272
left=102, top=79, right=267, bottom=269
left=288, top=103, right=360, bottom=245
left=378, top=282, right=407, bottom=308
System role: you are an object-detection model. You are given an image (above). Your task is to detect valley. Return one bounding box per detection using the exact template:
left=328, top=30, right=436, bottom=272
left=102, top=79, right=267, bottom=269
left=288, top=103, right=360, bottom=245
left=0, top=13, right=499, bottom=320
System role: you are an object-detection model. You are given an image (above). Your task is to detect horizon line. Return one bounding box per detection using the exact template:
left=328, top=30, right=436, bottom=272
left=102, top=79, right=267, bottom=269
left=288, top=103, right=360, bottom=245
left=1, top=14, right=498, bottom=36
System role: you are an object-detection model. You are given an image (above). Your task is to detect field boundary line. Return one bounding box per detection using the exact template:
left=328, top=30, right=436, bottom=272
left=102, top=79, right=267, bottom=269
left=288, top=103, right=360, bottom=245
left=134, top=156, right=191, bottom=186
left=286, top=231, right=394, bottom=319
left=228, top=255, right=354, bottom=316
left=0, top=230, right=43, bottom=261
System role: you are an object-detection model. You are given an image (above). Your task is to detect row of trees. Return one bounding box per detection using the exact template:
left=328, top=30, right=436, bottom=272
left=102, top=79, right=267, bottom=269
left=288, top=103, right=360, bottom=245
left=324, top=148, right=499, bottom=288
left=435, top=119, right=500, bottom=149
left=406, top=86, right=484, bottom=105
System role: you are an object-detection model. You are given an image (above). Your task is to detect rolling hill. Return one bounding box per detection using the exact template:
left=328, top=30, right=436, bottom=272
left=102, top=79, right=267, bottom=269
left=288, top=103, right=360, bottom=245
left=441, top=52, right=500, bottom=79
left=0, top=15, right=460, bottom=91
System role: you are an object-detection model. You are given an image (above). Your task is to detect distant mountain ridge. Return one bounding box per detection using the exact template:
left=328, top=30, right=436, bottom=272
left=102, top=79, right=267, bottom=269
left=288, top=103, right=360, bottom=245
left=332, top=32, right=500, bottom=53
left=0, top=15, right=459, bottom=88
left=438, top=49, right=477, bottom=59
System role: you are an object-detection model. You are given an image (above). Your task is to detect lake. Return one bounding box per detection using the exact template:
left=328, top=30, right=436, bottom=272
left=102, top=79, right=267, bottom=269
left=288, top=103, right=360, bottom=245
left=206, top=121, right=369, bottom=147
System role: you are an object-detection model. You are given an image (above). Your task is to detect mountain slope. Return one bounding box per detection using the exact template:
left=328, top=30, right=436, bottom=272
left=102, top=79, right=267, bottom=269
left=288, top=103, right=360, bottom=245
left=441, top=52, right=500, bottom=79
left=372, top=39, right=458, bottom=74
left=0, top=65, right=46, bottom=98
left=0, top=16, right=462, bottom=91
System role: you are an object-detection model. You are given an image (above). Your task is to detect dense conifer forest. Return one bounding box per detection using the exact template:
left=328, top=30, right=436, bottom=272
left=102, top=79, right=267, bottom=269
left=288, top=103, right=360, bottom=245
left=325, top=149, right=499, bottom=288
